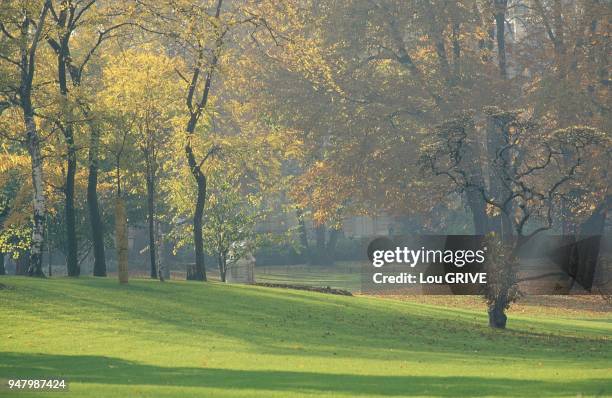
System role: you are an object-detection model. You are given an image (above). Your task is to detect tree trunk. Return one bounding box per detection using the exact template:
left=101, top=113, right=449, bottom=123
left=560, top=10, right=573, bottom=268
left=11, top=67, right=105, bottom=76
left=487, top=243, right=516, bottom=329
left=157, top=222, right=168, bottom=281
left=0, top=207, right=7, bottom=275
left=47, top=242, right=52, bottom=277
left=146, top=174, right=157, bottom=279
left=494, top=0, right=508, bottom=79
left=185, top=137, right=207, bottom=281
left=115, top=197, right=128, bottom=284
left=181, top=0, right=222, bottom=281
left=296, top=208, right=310, bottom=252
left=462, top=121, right=489, bottom=235
left=488, top=289, right=508, bottom=329
left=326, top=227, right=341, bottom=264
left=65, top=132, right=79, bottom=277
left=189, top=174, right=207, bottom=281
left=490, top=0, right=515, bottom=241
left=486, top=118, right=504, bottom=236
left=465, top=187, right=488, bottom=235
left=17, top=0, right=50, bottom=278
left=486, top=115, right=514, bottom=241
left=57, top=44, right=79, bottom=277
left=218, top=254, right=226, bottom=282
left=26, top=116, right=46, bottom=277
left=88, top=124, right=107, bottom=276
left=547, top=0, right=572, bottom=233
left=315, top=224, right=325, bottom=251
left=311, top=224, right=327, bottom=265
left=16, top=251, right=30, bottom=275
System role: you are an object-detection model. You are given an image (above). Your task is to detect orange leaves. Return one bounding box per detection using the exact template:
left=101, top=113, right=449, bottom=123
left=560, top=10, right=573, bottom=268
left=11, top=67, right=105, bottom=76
left=290, top=161, right=352, bottom=226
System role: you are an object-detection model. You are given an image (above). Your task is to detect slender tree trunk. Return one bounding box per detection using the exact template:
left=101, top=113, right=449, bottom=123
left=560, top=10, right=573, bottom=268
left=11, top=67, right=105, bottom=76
left=0, top=207, right=7, bottom=275
left=296, top=209, right=310, bottom=252
left=484, top=0, right=510, bottom=238
left=185, top=136, right=207, bottom=281
left=65, top=132, right=79, bottom=276
left=494, top=0, right=508, bottom=79
left=218, top=254, right=226, bottom=282
left=146, top=174, right=157, bottom=279
left=486, top=2, right=512, bottom=328
left=157, top=222, right=168, bottom=281
left=486, top=116, right=504, bottom=236
left=296, top=208, right=310, bottom=263
left=182, top=0, right=223, bottom=281
left=545, top=0, right=572, bottom=233
left=56, top=43, right=79, bottom=277
left=461, top=118, right=490, bottom=235
left=189, top=173, right=207, bottom=281
left=26, top=116, right=46, bottom=277
left=87, top=124, right=107, bottom=276
left=311, top=224, right=326, bottom=265
left=47, top=242, right=52, bottom=277
left=492, top=0, right=516, bottom=241
left=486, top=115, right=515, bottom=241
left=326, top=227, right=341, bottom=264
left=451, top=22, right=461, bottom=83
left=115, top=196, right=128, bottom=284
left=315, top=224, right=325, bottom=252
left=16, top=251, right=29, bottom=275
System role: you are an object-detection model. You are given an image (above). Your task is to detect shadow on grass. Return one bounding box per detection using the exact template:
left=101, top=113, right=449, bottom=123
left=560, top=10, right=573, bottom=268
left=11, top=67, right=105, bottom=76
left=0, top=352, right=609, bottom=397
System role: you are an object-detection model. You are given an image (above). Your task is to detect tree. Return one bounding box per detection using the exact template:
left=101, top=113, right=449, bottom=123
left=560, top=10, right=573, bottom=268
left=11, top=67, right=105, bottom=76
left=133, top=0, right=227, bottom=280
left=139, top=0, right=305, bottom=279
left=257, top=0, right=505, bottom=235
left=290, top=162, right=350, bottom=265
left=0, top=151, right=32, bottom=275
left=174, top=0, right=224, bottom=281
left=202, top=173, right=260, bottom=282
left=517, top=0, right=611, bottom=234
left=107, top=119, right=131, bottom=285
left=44, top=0, right=132, bottom=277
left=420, top=110, right=609, bottom=328
left=99, top=79, right=139, bottom=284
left=0, top=0, right=52, bottom=276
left=100, top=47, right=182, bottom=280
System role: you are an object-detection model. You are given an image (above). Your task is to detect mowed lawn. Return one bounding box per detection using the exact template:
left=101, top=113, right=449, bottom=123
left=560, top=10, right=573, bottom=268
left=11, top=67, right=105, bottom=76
left=0, top=277, right=610, bottom=397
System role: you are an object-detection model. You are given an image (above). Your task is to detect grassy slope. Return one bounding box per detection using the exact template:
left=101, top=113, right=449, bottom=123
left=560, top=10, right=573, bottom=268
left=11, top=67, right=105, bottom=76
left=256, top=262, right=362, bottom=291
left=0, top=277, right=610, bottom=398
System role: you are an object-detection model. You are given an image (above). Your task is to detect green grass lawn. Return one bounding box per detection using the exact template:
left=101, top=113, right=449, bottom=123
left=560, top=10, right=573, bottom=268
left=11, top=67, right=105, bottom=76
left=0, top=277, right=610, bottom=397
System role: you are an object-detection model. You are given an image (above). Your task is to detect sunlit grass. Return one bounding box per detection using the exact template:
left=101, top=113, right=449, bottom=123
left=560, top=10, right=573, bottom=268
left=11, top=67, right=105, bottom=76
left=0, top=276, right=610, bottom=397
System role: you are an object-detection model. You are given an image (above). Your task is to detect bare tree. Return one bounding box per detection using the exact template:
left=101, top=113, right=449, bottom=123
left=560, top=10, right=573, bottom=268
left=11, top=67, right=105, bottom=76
left=421, top=109, right=608, bottom=328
